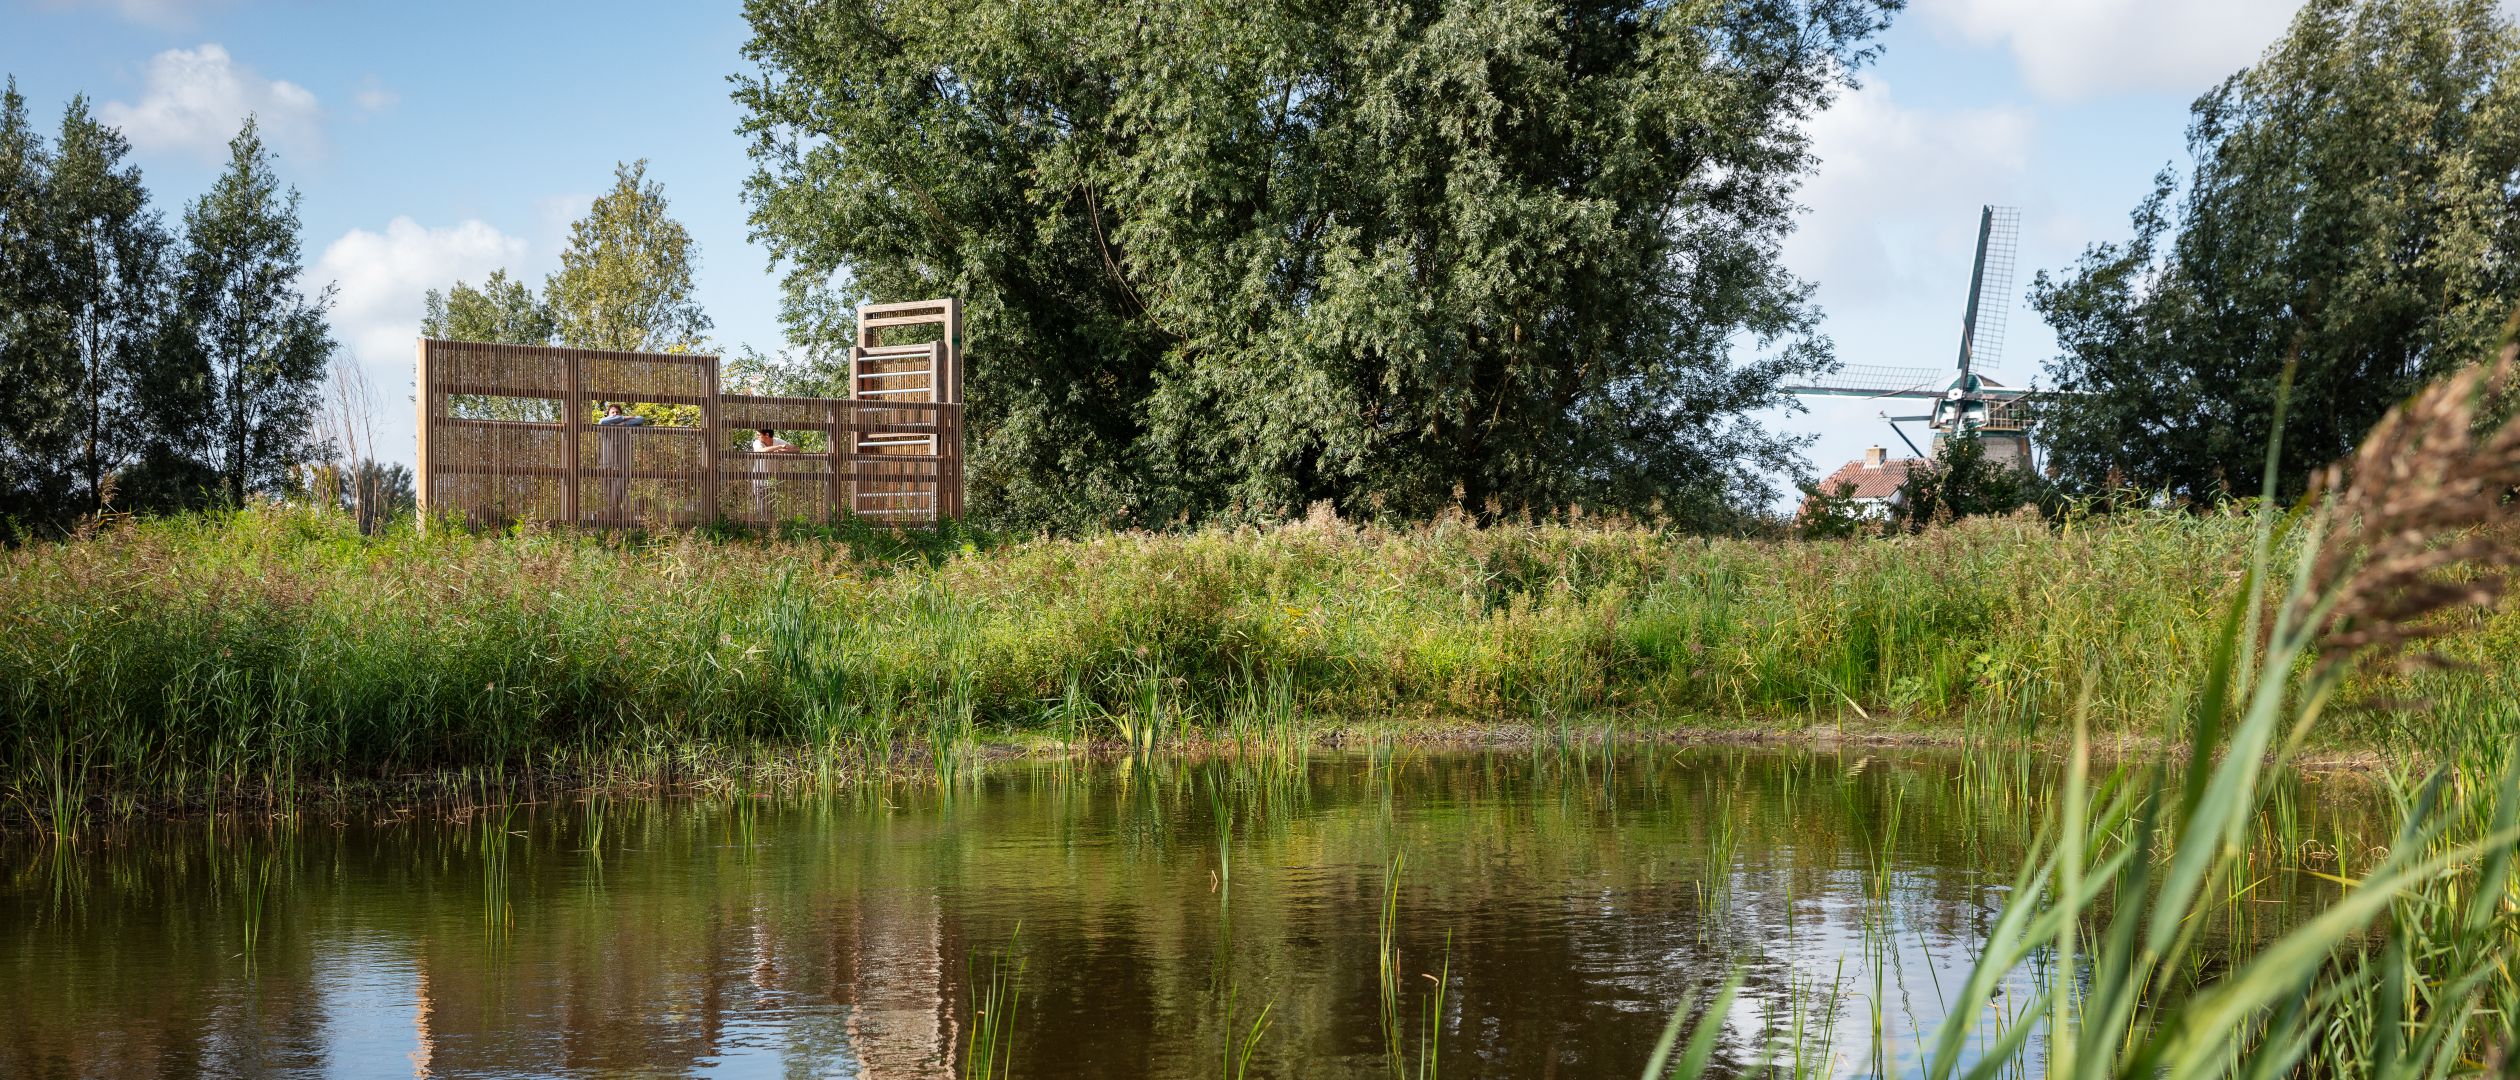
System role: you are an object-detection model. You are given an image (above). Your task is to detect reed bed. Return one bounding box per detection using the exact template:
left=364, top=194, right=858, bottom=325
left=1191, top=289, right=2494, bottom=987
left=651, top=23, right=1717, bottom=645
left=1645, top=343, right=2520, bottom=1077
left=3, top=492, right=2514, bottom=825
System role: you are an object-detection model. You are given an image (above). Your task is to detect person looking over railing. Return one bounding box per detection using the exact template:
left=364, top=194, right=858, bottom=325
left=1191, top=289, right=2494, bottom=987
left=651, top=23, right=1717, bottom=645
left=594, top=403, right=646, bottom=523
left=748, top=428, right=800, bottom=519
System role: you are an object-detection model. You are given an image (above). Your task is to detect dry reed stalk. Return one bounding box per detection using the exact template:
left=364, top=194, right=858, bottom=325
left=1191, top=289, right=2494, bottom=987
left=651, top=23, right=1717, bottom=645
left=2301, top=342, right=2520, bottom=673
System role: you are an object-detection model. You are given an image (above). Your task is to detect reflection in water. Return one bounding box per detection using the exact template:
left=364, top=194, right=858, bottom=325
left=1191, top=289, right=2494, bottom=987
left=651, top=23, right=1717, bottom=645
left=0, top=746, right=2363, bottom=1078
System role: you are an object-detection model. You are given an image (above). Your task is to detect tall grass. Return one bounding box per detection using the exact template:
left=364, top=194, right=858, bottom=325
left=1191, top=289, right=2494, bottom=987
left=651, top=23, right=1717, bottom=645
left=1648, top=344, right=2520, bottom=1077
left=4, top=487, right=2515, bottom=824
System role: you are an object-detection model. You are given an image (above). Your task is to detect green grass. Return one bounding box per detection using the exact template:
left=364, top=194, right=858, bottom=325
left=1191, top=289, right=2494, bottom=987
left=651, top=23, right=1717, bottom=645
left=1641, top=349, right=2520, bottom=1078
left=3, top=502, right=2514, bottom=824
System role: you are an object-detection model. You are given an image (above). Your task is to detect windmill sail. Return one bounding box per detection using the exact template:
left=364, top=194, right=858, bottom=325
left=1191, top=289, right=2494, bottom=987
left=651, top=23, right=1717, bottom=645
left=1783, top=202, right=2035, bottom=440
left=1781, top=363, right=1951, bottom=398
left=1956, top=206, right=2020, bottom=377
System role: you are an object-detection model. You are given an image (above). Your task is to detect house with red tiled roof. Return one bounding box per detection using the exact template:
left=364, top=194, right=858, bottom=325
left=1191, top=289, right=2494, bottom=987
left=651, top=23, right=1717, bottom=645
left=1799, top=446, right=1923, bottom=519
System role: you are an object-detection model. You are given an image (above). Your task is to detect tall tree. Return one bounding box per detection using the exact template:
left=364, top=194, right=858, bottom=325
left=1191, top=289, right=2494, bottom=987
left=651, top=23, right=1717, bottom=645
left=420, top=267, right=560, bottom=422
left=421, top=268, right=554, bottom=345
left=545, top=159, right=711, bottom=353
left=149, top=118, right=334, bottom=510
left=2031, top=0, right=2520, bottom=500
left=735, top=0, right=1889, bottom=530
left=0, top=78, right=81, bottom=533
left=49, top=96, right=170, bottom=517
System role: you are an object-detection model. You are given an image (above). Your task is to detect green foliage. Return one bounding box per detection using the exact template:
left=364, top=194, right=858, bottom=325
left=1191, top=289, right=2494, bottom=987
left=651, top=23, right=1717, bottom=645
left=0, top=83, right=174, bottom=533
left=423, top=269, right=562, bottom=422
left=544, top=159, right=711, bottom=355
left=307, top=458, right=412, bottom=535
left=2031, top=0, right=2520, bottom=499
left=734, top=0, right=1895, bottom=531
left=421, top=163, right=713, bottom=427
left=0, top=79, right=68, bottom=533
left=132, top=119, right=335, bottom=512
left=1790, top=479, right=1878, bottom=540
left=1887, top=436, right=2050, bottom=531
left=47, top=97, right=167, bottom=520
left=1893, top=384, right=2520, bottom=1080
left=10, top=505, right=2517, bottom=816
left=421, top=267, right=553, bottom=346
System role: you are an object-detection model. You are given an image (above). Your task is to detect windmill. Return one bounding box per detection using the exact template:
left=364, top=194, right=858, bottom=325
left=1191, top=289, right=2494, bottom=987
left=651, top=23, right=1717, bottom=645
left=1788, top=205, right=2034, bottom=468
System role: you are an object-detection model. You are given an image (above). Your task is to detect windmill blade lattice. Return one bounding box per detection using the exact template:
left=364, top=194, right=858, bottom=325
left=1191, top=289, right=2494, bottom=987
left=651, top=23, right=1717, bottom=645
left=1960, top=206, right=2021, bottom=375
left=1781, top=364, right=1951, bottom=398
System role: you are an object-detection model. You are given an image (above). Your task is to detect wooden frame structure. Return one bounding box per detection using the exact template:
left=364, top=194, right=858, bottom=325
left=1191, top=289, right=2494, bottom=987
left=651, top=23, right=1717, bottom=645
left=415, top=298, right=964, bottom=530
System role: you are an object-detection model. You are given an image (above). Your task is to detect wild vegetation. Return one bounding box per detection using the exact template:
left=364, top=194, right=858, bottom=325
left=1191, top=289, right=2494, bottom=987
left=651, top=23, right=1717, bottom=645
left=1642, top=345, right=2520, bottom=1077
left=5, top=476, right=2514, bottom=829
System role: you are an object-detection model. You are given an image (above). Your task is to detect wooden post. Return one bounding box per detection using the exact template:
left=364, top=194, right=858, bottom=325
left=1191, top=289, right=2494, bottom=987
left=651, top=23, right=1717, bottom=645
left=841, top=400, right=861, bottom=526
left=563, top=350, right=581, bottom=527
left=414, top=339, right=432, bottom=521
left=942, top=296, right=962, bottom=405
left=927, top=340, right=944, bottom=409
left=927, top=339, right=946, bottom=522
left=700, top=354, right=722, bottom=526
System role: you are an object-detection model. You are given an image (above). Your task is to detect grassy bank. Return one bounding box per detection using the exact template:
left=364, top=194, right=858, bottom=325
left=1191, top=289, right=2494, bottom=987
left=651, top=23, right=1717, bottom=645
left=3, top=504, right=2514, bottom=821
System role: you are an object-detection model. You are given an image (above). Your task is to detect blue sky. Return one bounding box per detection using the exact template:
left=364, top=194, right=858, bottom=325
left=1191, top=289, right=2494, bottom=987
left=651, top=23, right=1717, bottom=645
left=0, top=0, right=2317, bottom=498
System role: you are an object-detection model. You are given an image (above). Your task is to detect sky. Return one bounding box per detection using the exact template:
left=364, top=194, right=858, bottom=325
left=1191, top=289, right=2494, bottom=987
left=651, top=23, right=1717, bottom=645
left=0, top=0, right=2325, bottom=502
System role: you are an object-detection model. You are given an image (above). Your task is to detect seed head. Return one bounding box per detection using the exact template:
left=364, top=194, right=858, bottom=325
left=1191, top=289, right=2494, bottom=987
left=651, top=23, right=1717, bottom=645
left=2301, top=342, right=2520, bottom=673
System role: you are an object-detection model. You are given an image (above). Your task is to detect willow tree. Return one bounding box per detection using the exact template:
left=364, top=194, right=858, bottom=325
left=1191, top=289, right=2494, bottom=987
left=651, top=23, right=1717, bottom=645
left=736, top=0, right=1892, bottom=530
left=2031, top=0, right=2520, bottom=500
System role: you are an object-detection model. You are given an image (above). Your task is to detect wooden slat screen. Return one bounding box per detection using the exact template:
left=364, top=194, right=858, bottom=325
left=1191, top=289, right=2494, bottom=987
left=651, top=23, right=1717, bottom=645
left=417, top=322, right=963, bottom=530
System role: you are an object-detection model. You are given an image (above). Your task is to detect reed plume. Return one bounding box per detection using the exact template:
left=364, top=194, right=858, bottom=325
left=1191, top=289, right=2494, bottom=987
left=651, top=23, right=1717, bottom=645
left=2300, top=342, right=2520, bottom=673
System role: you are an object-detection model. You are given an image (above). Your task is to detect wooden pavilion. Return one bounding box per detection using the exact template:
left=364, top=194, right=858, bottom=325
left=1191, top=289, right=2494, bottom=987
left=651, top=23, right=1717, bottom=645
left=414, top=298, right=964, bottom=529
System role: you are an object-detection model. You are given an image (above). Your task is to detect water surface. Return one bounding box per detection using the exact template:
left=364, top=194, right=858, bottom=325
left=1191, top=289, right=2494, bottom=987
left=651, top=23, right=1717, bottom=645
left=1, top=746, right=2361, bottom=1078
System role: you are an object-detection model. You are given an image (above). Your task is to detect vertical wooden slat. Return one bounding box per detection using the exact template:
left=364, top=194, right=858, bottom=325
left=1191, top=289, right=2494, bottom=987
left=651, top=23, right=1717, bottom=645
left=928, top=341, right=945, bottom=523
left=928, top=340, right=944, bottom=409
left=841, top=400, right=861, bottom=526
left=563, top=351, right=581, bottom=526
left=415, top=330, right=951, bottom=532
left=943, top=296, right=963, bottom=405
left=700, top=354, right=721, bottom=525
left=413, top=339, right=432, bottom=520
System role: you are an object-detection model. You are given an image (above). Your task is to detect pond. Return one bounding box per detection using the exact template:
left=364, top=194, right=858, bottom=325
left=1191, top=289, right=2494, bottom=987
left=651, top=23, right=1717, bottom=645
left=1, top=745, right=2364, bottom=1078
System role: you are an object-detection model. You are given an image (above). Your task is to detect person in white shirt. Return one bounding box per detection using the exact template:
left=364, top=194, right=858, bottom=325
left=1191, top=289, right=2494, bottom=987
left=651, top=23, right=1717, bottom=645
left=749, top=428, right=800, bottom=518
left=594, top=403, right=645, bottom=522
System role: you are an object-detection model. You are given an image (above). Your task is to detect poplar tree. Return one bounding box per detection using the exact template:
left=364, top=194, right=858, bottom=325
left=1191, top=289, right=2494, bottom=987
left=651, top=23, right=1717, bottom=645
left=2032, top=0, right=2520, bottom=499
left=0, top=79, right=68, bottom=529
left=735, top=0, right=1892, bottom=530
left=545, top=159, right=711, bottom=354
left=50, top=96, right=169, bottom=516
left=149, top=118, right=335, bottom=510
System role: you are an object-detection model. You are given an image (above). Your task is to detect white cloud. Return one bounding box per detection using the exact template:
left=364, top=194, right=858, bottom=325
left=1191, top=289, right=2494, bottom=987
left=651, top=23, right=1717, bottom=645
left=1788, top=78, right=2034, bottom=312
left=314, top=218, right=528, bottom=466
left=1917, top=0, right=2305, bottom=101
left=101, top=44, right=323, bottom=163
left=353, top=76, right=399, bottom=114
